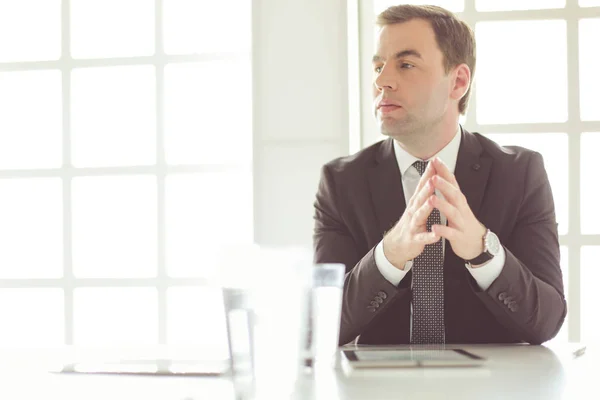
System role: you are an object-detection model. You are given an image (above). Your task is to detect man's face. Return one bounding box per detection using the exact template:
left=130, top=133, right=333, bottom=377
left=372, top=19, right=456, bottom=139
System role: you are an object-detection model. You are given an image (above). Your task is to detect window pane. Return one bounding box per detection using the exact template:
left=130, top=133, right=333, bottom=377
left=579, top=19, right=600, bottom=121
left=71, top=66, right=156, bottom=167
left=165, top=61, right=252, bottom=165
left=167, top=287, right=228, bottom=359
left=581, top=246, right=600, bottom=343
left=581, top=133, right=600, bottom=234
left=485, top=133, right=568, bottom=234
left=74, top=288, right=158, bottom=346
left=476, top=0, right=565, bottom=11
left=374, top=0, right=464, bottom=13
left=163, top=0, right=250, bottom=54
left=476, top=21, right=567, bottom=124
left=580, top=0, right=600, bottom=6
left=0, top=71, right=62, bottom=169
left=70, top=0, right=154, bottom=59
left=0, top=0, right=61, bottom=62
left=0, top=178, right=62, bottom=278
left=0, top=289, right=64, bottom=346
left=166, top=171, right=252, bottom=278
left=72, top=176, right=157, bottom=278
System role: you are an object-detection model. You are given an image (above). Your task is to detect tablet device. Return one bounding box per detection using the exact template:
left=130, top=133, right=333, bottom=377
left=341, top=348, right=486, bottom=368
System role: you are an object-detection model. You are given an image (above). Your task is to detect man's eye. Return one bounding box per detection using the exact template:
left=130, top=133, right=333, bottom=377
left=401, top=63, right=414, bottom=69
left=374, top=66, right=382, bottom=73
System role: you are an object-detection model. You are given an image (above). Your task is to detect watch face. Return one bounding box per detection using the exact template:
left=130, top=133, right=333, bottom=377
left=485, top=231, right=501, bottom=255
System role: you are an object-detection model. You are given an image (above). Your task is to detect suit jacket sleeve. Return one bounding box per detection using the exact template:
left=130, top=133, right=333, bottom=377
left=313, top=164, right=408, bottom=345
left=474, top=151, right=567, bottom=344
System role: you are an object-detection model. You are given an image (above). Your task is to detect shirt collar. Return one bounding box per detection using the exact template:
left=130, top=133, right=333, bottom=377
left=393, top=125, right=462, bottom=176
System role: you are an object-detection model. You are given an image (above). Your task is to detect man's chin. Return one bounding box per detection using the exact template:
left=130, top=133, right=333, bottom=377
left=379, top=121, right=411, bottom=138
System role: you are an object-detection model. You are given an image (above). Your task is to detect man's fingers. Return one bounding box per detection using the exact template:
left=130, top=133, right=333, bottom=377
left=414, top=231, right=440, bottom=244
left=409, top=177, right=435, bottom=213
left=413, top=161, right=437, bottom=197
left=432, top=157, right=460, bottom=189
left=411, top=195, right=434, bottom=230
left=431, top=195, right=463, bottom=228
left=432, top=224, right=458, bottom=241
left=432, top=175, right=464, bottom=210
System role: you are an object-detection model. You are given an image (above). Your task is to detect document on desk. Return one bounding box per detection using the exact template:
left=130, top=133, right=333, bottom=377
left=57, top=359, right=229, bottom=377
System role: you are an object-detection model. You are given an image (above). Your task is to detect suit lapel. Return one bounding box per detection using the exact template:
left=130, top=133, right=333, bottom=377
left=454, top=128, right=492, bottom=218
left=444, top=129, right=492, bottom=275
left=368, top=138, right=406, bottom=237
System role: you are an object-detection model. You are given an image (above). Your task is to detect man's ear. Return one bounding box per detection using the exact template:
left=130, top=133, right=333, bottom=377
left=450, top=63, right=471, bottom=101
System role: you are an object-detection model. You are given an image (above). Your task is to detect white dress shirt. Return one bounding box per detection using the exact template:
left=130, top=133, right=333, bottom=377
left=374, top=126, right=505, bottom=292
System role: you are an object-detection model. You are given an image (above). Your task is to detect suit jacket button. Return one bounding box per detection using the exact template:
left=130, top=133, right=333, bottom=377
left=374, top=296, right=383, bottom=303
left=377, top=291, right=387, bottom=299
left=367, top=306, right=377, bottom=313
left=498, top=292, right=508, bottom=301
left=370, top=301, right=380, bottom=308
left=509, top=302, right=519, bottom=312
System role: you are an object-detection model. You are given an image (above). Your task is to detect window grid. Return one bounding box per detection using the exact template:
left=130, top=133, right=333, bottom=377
left=361, top=0, right=600, bottom=342
left=155, top=1, right=166, bottom=345
left=0, top=0, right=250, bottom=347
left=564, top=0, right=581, bottom=343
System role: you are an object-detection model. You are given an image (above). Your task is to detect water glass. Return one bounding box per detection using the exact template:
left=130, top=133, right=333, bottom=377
left=220, top=245, right=313, bottom=399
left=307, top=263, right=345, bottom=369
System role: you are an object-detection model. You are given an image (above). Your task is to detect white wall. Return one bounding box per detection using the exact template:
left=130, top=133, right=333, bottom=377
left=252, top=0, right=351, bottom=246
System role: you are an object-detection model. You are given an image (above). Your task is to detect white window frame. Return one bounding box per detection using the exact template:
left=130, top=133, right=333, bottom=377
left=0, top=0, right=251, bottom=347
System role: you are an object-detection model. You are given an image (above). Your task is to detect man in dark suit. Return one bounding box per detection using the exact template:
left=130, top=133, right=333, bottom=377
left=313, top=5, right=566, bottom=345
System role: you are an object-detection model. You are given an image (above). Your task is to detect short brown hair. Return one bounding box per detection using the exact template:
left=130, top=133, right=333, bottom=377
left=376, top=5, right=476, bottom=115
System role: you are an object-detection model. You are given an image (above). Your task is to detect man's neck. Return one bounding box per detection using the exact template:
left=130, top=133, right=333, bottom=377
left=395, top=123, right=459, bottom=160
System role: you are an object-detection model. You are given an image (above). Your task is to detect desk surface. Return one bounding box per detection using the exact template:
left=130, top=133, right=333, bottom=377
left=0, top=344, right=595, bottom=400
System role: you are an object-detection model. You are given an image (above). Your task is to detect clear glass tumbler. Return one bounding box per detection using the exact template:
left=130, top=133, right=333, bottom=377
left=221, top=245, right=313, bottom=399
left=307, top=263, right=345, bottom=370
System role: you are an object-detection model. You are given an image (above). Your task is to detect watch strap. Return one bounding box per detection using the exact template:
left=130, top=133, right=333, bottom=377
left=465, top=250, right=493, bottom=265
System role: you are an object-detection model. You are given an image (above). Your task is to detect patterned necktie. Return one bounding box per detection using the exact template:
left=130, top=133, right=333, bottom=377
left=410, top=160, right=445, bottom=344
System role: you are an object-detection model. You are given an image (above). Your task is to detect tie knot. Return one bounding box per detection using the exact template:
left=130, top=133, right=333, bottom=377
left=413, top=160, right=429, bottom=176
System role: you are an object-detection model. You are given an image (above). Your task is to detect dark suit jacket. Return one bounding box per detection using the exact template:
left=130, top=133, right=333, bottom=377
left=313, top=129, right=566, bottom=345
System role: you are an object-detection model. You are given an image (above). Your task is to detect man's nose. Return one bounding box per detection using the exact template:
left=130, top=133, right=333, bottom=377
left=374, top=65, right=397, bottom=91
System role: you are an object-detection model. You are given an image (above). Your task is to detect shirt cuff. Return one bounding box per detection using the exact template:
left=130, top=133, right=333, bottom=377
left=465, top=246, right=506, bottom=291
left=375, top=240, right=412, bottom=286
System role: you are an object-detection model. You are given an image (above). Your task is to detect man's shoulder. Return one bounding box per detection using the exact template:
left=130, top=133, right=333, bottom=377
left=323, top=139, right=388, bottom=175
left=472, top=132, right=539, bottom=163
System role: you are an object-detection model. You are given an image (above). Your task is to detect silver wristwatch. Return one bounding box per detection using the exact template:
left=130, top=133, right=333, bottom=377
left=465, top=229, right=501, bottom=265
